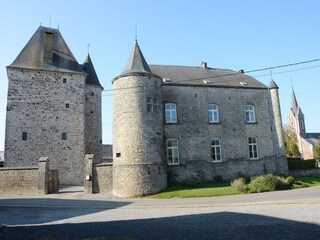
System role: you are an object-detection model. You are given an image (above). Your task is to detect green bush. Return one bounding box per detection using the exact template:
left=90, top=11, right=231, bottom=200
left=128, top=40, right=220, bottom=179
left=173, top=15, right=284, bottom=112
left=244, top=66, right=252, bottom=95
left=286, top=176, right=295, bottom=185
left=248, top=174, right=290, bottom=193
left=231, top=178, right=247, bottom=192
left=287, top=159, right=316, bottom=170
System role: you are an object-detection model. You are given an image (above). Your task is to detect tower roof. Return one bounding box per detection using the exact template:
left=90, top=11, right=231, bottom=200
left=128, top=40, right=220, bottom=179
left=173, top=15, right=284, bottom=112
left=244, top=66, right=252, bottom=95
left=291, top=87, right=299, bottom=113
left=9, top=26, right=82, bottom=73
left=82, top=54, right=103, bottom=89
left=122, top=41, right=151, bottom=74
left=269, top=80, right=279, bottom=89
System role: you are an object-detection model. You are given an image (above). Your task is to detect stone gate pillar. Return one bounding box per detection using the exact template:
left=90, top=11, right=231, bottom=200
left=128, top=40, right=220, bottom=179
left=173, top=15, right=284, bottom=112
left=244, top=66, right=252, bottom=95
left=38, top=156, right=49, bottom=194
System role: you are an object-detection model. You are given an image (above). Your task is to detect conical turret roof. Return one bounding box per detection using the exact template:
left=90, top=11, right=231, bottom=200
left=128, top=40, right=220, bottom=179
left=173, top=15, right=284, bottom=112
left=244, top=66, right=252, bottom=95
left=269, top=80, right=279, bottom=89
left=122, top=41, right=151, bottom=74
left=9, top=26, right=82, bottom=73
left=82, top=54, right=103, bottom=89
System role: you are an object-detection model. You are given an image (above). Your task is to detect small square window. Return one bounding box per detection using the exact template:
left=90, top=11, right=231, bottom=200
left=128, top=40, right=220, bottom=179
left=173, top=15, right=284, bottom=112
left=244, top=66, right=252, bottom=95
left=91, top=92, right=94, bottom=96
left=147, top=97, right=151, bottom=103
left=61, top=132, right=67, bottom=140
left=65, top=103, right=70, bottom=108
left=22, top=132, right=28, bottom=141
left=63, top=78, right=67, bottom=83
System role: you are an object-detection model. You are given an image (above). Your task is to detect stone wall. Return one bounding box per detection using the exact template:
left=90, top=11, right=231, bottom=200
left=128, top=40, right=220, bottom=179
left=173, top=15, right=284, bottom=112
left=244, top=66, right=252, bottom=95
left=5, top=68, right=86, bottom=185
left=0, top=157, right=56, bottom=194
left=84, top=154, right=113, bottom=194
left=289, top=168, right=320, bottom=177
left=0, top=166, right=38, bottom=194
left=102, top=144, right=113, bottom=162
left=300, top=137, right=314, bottom=160
left=162, top=85, right=288, bottom=184
left=85, top=85, right=103, bottom=163
left=93, top=163, right=113, bottom=193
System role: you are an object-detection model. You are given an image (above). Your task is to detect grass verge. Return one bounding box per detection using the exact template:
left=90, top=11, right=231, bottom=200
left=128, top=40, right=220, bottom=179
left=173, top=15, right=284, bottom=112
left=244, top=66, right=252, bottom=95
left=293, top=175, right=320, bottom=188
left=152, top=175, right=320, bottom=199
left=153, top=182, right=239, bottom=198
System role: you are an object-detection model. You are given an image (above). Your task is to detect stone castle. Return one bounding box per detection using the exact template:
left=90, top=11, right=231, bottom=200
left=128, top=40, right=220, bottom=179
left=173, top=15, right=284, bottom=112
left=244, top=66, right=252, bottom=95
left=4, top=26, right=288, bottom=197
left=288, top=87, right=320, bottom=159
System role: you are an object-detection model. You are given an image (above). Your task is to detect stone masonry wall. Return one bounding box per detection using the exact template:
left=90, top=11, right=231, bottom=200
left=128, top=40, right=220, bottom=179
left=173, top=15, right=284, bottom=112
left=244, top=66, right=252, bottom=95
left=85, top=85, right=103, bottom=163
left=112, top=74, right=167, bottom=197
left=5, top=68, right=86, bottom=185
left=0, top=167, right=38, bottom=194
left=93, top=163, right=113, bottom=193
left=162, top=85, right=288, bottom=183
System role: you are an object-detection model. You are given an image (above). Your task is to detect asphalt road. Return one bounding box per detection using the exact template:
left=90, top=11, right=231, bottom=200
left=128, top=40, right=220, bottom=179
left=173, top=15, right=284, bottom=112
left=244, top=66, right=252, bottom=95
left=0, top=187, right=319, bottom=240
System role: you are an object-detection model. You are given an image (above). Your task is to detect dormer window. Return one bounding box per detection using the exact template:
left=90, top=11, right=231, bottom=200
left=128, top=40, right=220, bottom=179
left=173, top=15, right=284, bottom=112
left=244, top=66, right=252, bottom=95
left=43, top=32, right=54, bottom=64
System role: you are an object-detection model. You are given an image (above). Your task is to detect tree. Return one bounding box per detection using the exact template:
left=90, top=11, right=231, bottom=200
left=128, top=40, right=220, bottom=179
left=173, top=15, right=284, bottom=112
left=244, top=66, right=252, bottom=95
left=314, top=141, right=320, bottom=159
left=284, top=127, right=301, bottom=158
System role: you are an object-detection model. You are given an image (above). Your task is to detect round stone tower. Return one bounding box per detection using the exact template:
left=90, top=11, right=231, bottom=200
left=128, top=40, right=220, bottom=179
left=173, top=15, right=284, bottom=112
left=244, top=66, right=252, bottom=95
left=83, top=54, right=103, bottom=163
left=269, top=80, right=288, bottom=173
left=112, top=41, right=167, bottom=198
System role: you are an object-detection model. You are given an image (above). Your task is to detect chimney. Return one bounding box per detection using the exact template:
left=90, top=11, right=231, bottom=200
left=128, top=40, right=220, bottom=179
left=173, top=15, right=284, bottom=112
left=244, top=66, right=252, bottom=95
left=200, top=62, right=207, bottom=69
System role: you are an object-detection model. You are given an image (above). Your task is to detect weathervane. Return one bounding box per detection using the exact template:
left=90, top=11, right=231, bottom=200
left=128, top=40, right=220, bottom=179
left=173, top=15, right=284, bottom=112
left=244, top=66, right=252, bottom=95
left=87, top=44, right=90, bottom=54
left=135, top=23, right=138, bottom=42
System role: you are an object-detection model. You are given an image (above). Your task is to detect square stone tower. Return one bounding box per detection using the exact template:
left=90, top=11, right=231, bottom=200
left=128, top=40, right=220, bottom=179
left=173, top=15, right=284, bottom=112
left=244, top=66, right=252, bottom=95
left=4, top=26, right=102, bottom=185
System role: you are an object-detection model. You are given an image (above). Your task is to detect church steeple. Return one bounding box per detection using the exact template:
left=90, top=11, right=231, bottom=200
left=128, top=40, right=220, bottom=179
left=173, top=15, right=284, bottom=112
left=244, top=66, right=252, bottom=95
left=122, top=41, right=151, bottom=74
left=291, top=87, right=299, bottom=114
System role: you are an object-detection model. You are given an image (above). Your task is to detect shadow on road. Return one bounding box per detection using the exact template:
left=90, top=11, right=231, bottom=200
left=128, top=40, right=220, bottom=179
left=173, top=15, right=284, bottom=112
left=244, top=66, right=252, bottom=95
left=0, top=198, right=130, bottom=225
left=0, top=211, right=319, bottom=240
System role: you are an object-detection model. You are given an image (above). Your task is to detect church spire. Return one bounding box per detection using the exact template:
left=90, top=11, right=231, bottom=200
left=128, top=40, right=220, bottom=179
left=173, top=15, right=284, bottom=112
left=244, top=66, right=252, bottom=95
left=291, top=87, right=299, bottom=114
left=122, top=41, right=151, bottom=75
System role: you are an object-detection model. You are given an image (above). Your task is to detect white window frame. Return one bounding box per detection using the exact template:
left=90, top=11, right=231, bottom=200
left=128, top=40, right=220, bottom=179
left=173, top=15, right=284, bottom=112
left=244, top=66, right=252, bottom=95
left=248, top=136, right=259, bottom=159
left=211, top=138, right=222, bottom=162
left=167, top=139, right=179, bottom=165
left=165, top=103, right=177, bottom=123
left=245, top=105, right=256, bottom=123
left=147, top=97, right=158, bottom=113
left=208, top=104, right=219, bottom=123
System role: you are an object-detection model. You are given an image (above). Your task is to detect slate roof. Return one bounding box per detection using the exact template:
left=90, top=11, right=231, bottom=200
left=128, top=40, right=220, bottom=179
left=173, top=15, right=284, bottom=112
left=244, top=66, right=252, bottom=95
left=305, top=133, right=320, bottom=146
left=291, top=87, right=299, bottom=114
left=122, top=41, right=151, bottom=74
left=82, top=54, right=103, bottom=89
left=9, top=26, right=82, bottom=73
left=269, top=80, right=279, bottom=89
left=149, top=65, right=267, bottom=89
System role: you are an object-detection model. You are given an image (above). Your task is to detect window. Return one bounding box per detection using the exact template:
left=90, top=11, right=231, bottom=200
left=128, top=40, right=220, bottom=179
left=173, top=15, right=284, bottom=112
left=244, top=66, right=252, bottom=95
left=165, top=103, right=177, bottom=123
left=208, top=104, right=219, bottom=123
left=211, top=138, right=222, bottom=162
left=91, top=92, right=94, bottom=96
left=147, top=97, right=158, bottom=113
left=63, top=78, right=67, bottom=83
left=167, top=139, right=179, bottom=165
left=248, top=137, right=259, bottom=159
left=245, top=105, right=256, bottom=123
left=65, top=103, right=70, bottom=108
left=22, top=132, right=28, bottom=141
left=61, top=132, right=67, bottom=140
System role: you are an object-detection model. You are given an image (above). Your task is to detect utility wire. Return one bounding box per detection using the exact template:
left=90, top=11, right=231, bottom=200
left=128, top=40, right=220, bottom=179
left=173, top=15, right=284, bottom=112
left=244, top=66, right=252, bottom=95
left=1, top=58, right=320, bottom=99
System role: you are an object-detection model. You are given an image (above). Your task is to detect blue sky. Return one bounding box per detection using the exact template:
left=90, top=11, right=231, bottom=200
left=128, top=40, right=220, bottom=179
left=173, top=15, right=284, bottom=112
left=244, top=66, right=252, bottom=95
left=0, top=0, right=320, bottom=151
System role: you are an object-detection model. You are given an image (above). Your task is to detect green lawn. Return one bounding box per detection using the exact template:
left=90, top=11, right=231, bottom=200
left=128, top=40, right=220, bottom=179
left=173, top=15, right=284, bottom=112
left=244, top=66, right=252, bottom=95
left=153, top=182, right=239, bottom=198
left=293, top=175, right=320, bottom=188
left=152, top=175, right=320, bottom=199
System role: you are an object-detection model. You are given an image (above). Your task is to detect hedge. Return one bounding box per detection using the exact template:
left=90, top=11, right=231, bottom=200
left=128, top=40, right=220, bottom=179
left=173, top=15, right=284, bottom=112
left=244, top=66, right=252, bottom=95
left=287, top=159, right=316, bottom=170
